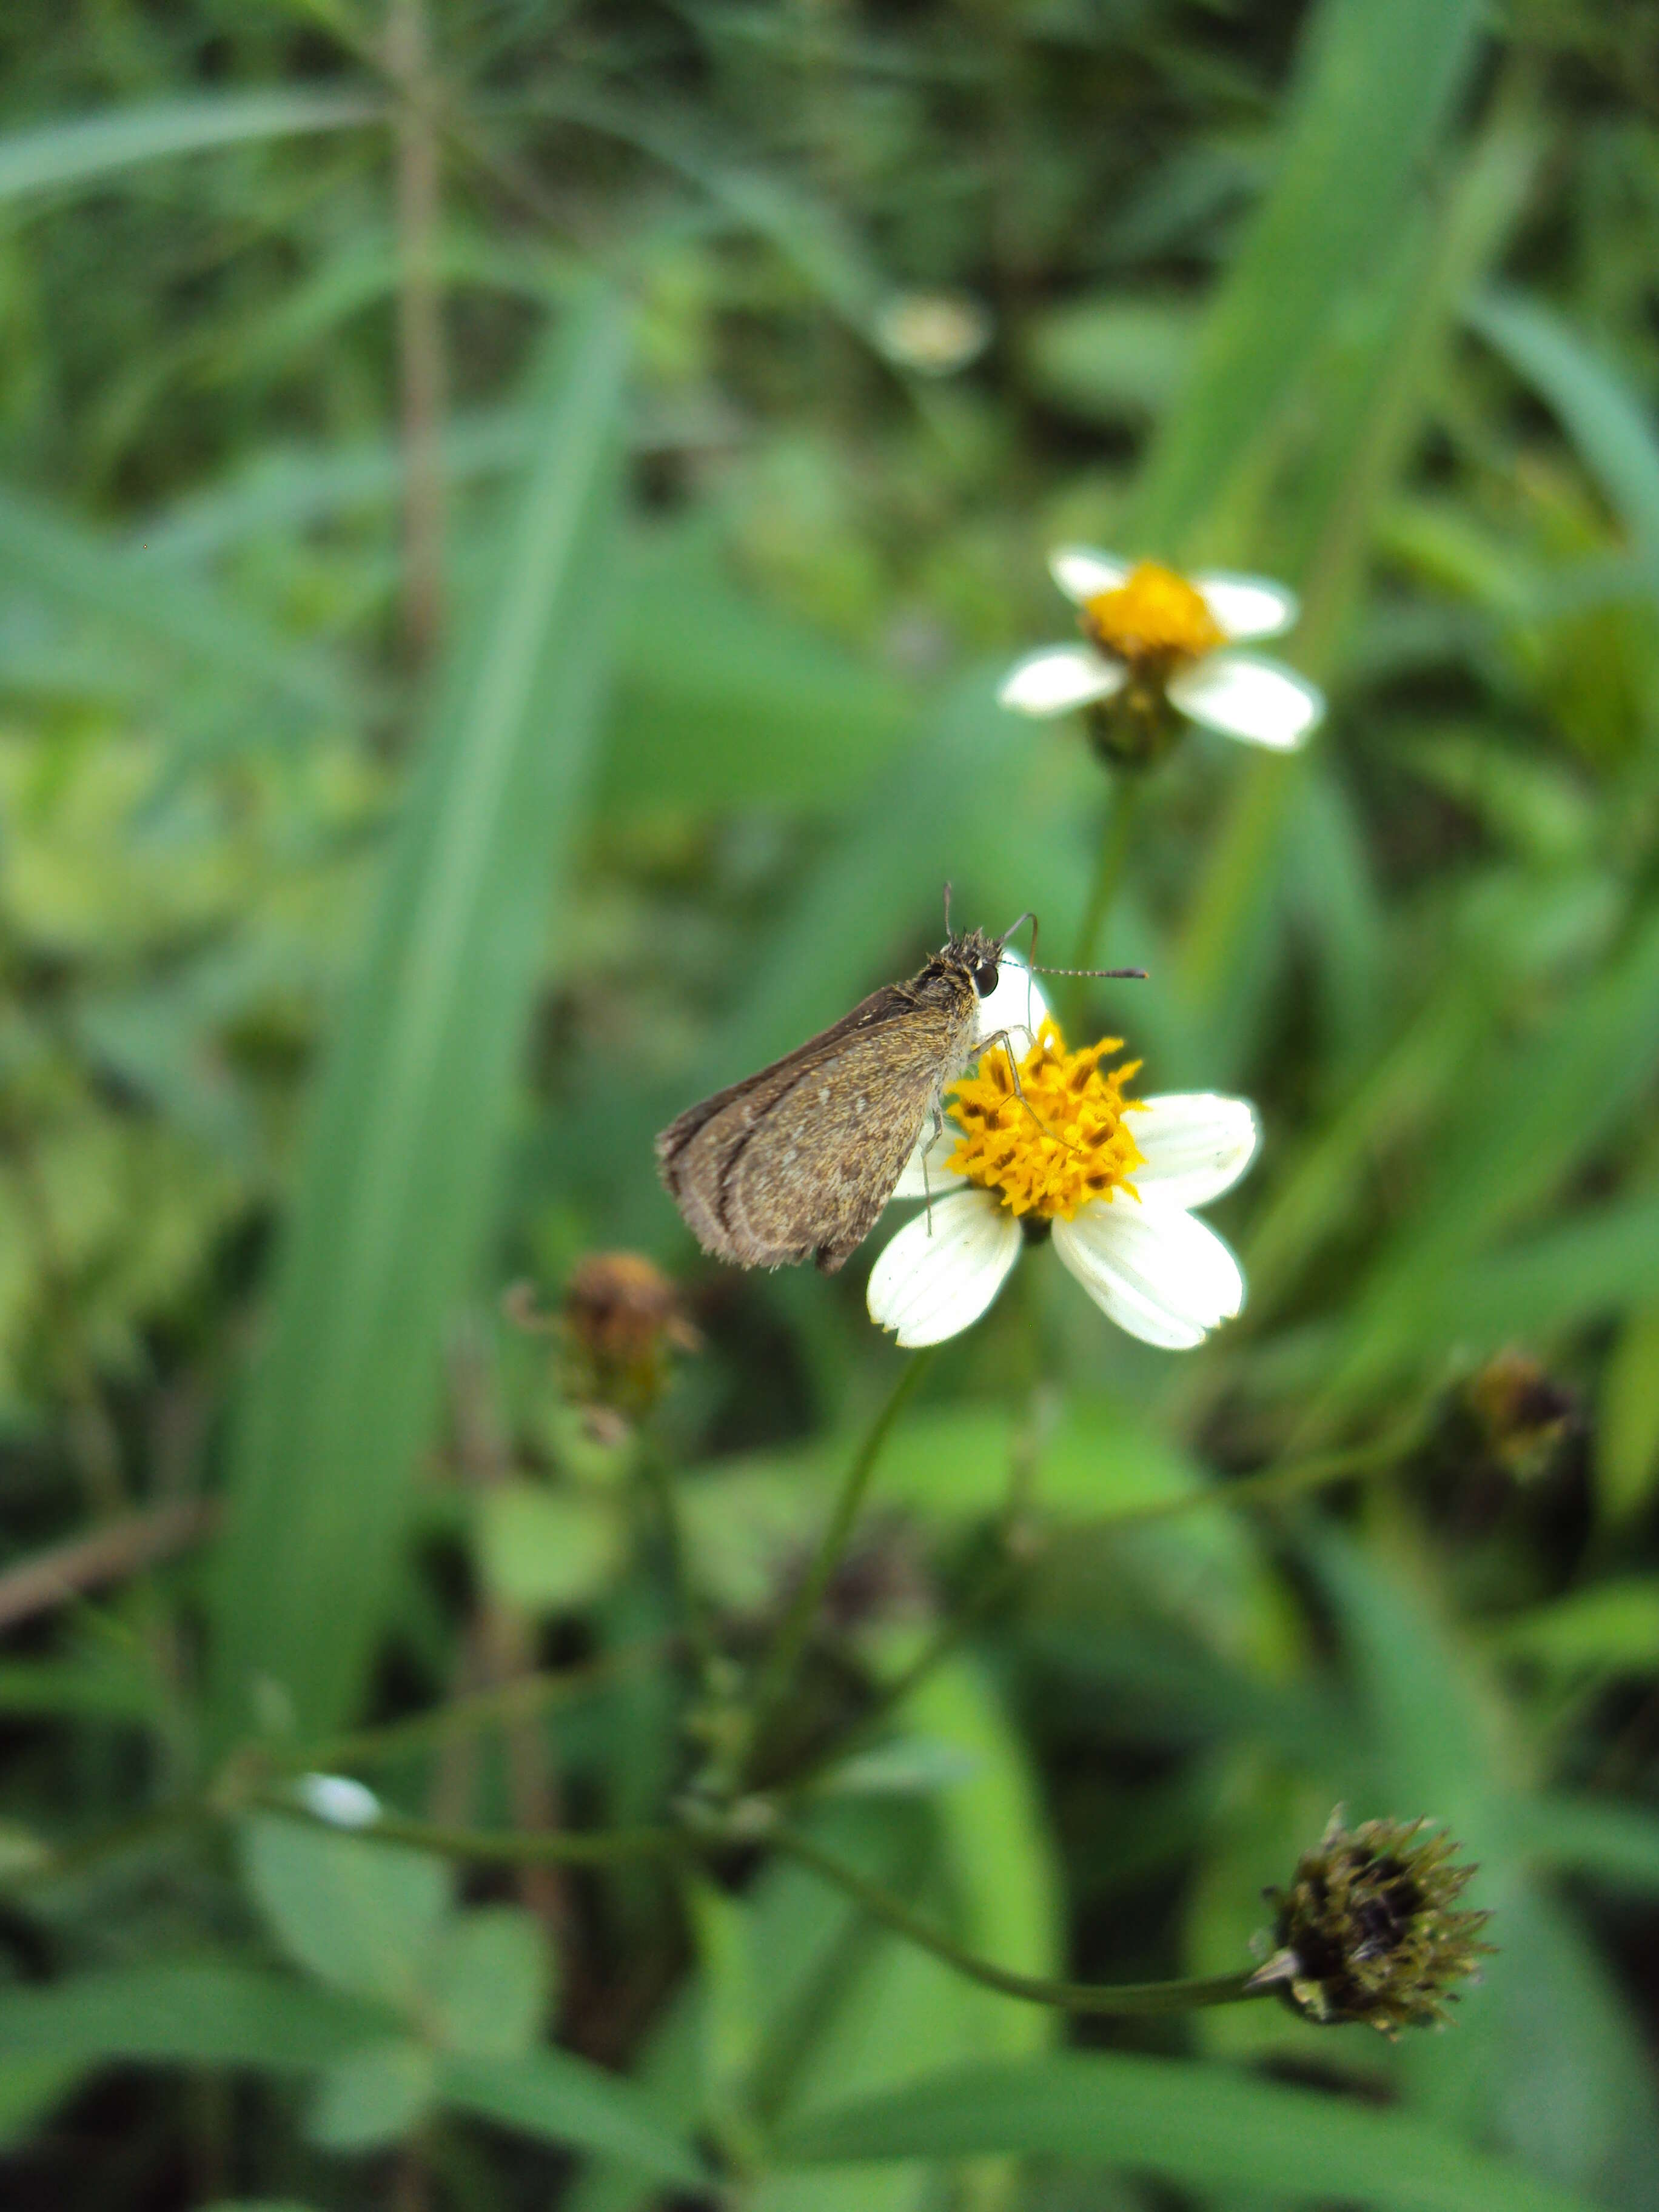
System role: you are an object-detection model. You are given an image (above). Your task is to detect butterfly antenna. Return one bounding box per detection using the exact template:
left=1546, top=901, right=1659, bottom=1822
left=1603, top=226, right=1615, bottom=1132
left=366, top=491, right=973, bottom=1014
left=942, top=879, right=953, bottom=936
left=1030, top=963, right=1147, bottom=979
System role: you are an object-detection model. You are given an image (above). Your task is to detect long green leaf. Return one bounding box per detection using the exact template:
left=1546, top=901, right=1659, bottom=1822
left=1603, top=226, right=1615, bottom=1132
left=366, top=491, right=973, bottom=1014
left=0, top=484, right=362, bottom=725
left=776, top=2053, right=1598, bottom=2212
left=437, top=2049, right=711, bottom=2190
left=1513, top=1795, right=1659, bottom=1899
left=210, top=286, right=629, bottom=1746
left=1467, top=292, right=1659, bottom=595
left=1133, top=0, right=1486, bottom=550
left=0, top=90, right=383, bottom=206
left=0, top=1964, right=386, bottom=2071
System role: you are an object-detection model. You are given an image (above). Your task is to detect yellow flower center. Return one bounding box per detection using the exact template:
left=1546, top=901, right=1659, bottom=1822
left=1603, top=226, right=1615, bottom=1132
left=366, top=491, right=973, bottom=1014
left=946, top=1022, right=1145, bottom=1221
left=1083, top=560, right=1224, bottom=666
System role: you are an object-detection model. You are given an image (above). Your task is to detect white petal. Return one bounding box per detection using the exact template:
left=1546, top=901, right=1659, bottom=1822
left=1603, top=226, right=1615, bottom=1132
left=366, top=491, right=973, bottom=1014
left=294, top=1773, right=381, bottom=1829
left=1051, top=1200, right=1244, bottom=1347
left=1191, top=571, right=1299, bottom=643
left=1166, top=652, right=1323, bottom=751
left=1048, top=546, right=1131, bottom=605
left=867, top=1189, right=1021, bottom=1349
left=1130, top=1093, right=1259, bottom=1208
left=890, top=1121, right=968, bottom=1202
left=998, top=645, right=1124, bottom=717
left=974, top=954, right=1051, bottom=1052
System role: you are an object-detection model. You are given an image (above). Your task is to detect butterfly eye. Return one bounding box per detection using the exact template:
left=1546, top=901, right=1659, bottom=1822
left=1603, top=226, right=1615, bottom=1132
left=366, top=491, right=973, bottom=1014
left=974, top=960, right=1000, bottom=997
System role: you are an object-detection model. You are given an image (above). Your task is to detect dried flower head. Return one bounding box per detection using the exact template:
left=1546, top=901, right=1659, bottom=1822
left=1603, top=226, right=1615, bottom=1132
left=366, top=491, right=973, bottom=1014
left=1460, top=1350, right=1577, bottom=1484
left=1250, top=1809, right=1493, bottom=2036
left=527, top=1253, right=699, bottom=1420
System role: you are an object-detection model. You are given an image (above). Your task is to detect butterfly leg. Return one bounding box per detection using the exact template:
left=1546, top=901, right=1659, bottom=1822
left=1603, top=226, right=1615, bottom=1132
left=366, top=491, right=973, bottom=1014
left=921, top=1102, right=947, bottom=1237
left=978, top=1027, right=1087, bottom=1158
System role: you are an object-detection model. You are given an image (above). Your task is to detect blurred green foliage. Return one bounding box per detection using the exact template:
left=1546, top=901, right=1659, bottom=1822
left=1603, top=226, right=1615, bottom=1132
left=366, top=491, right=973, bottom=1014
left=5, top=1, right=1659, bottom=2208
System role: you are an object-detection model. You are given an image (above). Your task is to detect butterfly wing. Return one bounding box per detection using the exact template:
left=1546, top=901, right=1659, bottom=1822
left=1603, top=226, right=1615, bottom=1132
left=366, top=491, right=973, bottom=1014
left=657, top=988, right=965, bottom=1272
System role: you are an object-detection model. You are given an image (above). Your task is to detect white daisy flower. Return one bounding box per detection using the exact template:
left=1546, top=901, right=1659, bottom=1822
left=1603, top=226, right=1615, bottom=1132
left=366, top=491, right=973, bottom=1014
left=868, top=1015, right=1257, bottom=1351
left=999, top=549, right=1323, bottom=758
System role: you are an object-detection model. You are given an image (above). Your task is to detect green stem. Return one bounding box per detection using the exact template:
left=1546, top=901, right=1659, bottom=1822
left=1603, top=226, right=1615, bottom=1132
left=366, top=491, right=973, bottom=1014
left=773, top=1410, right=1425, bottom=1803
left=294, top=1640, right=671, bottom=1771
left=1102, top=1410, right=1431, bottom=1532
left=1069, top=778, right=1142, bottom=1010
left=771, top=1822, right=1259, bottom=2016
left=264, top=1796, right=680, bottom=1868
left=639, top=1443, right=717, bottom=1681
left=746, top=1350, right=933, bottom=1754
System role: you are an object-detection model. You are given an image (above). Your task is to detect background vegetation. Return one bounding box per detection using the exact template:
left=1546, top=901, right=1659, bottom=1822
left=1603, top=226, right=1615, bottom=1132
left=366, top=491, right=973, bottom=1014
left=5, top=1, right=1659, bottom=2206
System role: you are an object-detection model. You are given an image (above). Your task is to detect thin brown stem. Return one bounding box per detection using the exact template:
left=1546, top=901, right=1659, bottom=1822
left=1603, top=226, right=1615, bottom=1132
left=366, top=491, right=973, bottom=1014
left=387, top=0, right=447, bottom=660
left=299, top=1640, right=672, bottom=1772
left=0, top=1500, right=218, bottom=1634
left=446, top=1329, right=569, bottom=1935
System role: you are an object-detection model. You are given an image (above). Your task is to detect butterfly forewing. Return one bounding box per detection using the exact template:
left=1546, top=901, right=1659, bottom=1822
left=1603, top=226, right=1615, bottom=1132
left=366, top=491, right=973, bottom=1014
left=655, top=948, right=989, bottom=1273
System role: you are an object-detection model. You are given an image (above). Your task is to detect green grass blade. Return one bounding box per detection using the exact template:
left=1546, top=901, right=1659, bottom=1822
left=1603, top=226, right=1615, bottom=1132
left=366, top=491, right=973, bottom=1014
left=0, top=1964, right=386, bottom=2070
left=0, top=483, right=363, bottom=726
left=1515, top=1797, right=1659, bottom=1899
left=1133, top=0, right=1486, bottom=551
left=0, top=90, right=383, bottom=207
left=1468, top=291, right=1659, bottom=594
left=209, top=285, right=629, bottom=1748
left=436, top=2049, right=711, bottom=2190
left=776, top=2052, right=1600, bottom=2212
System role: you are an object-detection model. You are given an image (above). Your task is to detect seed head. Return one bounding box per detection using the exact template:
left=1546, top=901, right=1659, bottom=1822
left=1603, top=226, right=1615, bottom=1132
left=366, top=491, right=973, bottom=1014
left=1250, top=1809, right=1493, bottom=2036
left=1460, top=1350, right=1577, bottom=1484
left=506, top=1253, right=699, bottom=1423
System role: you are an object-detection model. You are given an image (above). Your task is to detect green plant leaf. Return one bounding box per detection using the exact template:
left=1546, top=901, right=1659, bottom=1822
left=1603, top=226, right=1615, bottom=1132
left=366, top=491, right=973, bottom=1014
left=240, top=1813, right=450, bottom=2013
left=1598, top=1309, right=1659, bottom=1522
left=435, top=2048, right=711, bottom=2188
left=0, top=1964, right=387, bottom=2070
left=475, top=1486, right=625, bottom=1617
left=1468, top=292, right=1659, bottom=597
left=209, top=283, right=629, bottom=1746
left=0, top=482, right=363, bottom=729
left=1490, top=1581, right=1659, bottom=1680
left=776, top=2053, right=1602, bottom=2212
left=0, top=89, right=383, bottom=206
left=1021, top=294, right=1198, bottom=426
left=1133, top=0, right=1486, bottom=549
left=1513, top=1795, right=1659, bottom=1899
left=425, top=1906, right=552, bottom=2060
left=305, top=2039, right=435, bottom=2153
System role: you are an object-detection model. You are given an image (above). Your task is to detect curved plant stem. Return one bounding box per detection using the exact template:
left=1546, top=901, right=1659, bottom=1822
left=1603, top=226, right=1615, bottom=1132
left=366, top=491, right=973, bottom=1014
left=771, top=1822, right=1259, bottom=2016
left=745, top=1350, right=934, bottom=1758
left=774, top=1409, right=1427, bottom=1804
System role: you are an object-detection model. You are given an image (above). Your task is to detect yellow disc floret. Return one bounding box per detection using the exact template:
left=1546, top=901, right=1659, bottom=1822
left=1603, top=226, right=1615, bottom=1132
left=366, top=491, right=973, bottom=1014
left=946, top=1022, right=1145, bottom=1221
left=1084, top=560, right=1224, bottom=666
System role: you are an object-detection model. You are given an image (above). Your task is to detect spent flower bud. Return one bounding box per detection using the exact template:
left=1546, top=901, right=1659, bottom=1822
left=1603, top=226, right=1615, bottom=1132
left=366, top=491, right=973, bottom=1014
left=1250, top=1809, right=1493, bottom=2036
left=559, top=1251, right=699, bottom=1419
left=1460, top=1350, right=1577, bottom=1484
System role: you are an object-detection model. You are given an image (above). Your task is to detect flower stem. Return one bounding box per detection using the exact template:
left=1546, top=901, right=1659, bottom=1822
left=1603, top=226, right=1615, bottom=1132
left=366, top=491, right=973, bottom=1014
left=745, top=1350, right=934, bottom=1765
left=771, top=1821, right=1259, bottom=2015
left=639, top=1439, right=717, bottom=1683
left=267, top=1795, right=680, bottom=1868
left=1070, top=777, right=1142, bottom=989
left=299, top=1639, right=671, bottom=1772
